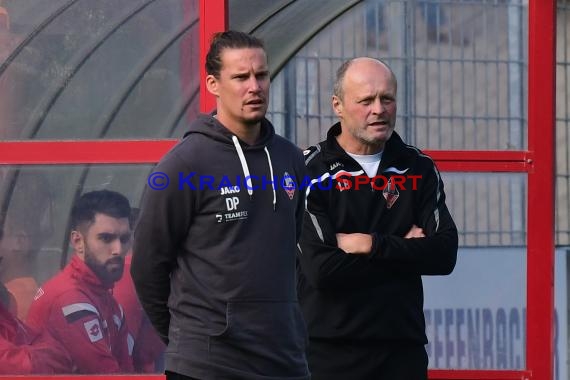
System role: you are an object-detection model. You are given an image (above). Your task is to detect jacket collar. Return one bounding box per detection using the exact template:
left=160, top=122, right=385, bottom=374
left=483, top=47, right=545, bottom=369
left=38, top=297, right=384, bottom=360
left=68, top=255, right=113, bottom=292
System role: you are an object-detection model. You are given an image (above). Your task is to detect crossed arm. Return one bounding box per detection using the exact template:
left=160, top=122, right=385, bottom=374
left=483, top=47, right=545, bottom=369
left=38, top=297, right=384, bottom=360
left=336, top=225, right=425, bottom=255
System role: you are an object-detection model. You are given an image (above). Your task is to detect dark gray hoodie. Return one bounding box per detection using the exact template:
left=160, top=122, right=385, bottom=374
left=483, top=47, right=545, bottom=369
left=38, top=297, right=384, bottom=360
left=132, top=114, right=310, bottom=379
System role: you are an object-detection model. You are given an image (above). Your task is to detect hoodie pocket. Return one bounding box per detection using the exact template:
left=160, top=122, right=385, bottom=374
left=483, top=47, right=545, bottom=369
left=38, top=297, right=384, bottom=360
left=208, top=300, right=308, bottom=375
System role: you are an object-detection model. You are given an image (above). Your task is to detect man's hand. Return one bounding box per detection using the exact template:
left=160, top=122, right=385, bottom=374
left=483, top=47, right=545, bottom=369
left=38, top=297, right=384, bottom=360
left=336, top=233, right=372, bottom=255
left=404, top=224, right=425, bottom=239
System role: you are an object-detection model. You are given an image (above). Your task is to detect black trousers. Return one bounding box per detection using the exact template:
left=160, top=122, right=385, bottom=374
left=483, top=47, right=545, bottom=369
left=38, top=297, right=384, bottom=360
left=307, top=339, right=428, bottom=380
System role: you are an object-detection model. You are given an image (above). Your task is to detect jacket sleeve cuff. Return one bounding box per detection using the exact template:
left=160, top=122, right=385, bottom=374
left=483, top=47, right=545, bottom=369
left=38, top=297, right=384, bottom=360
left=369, top=232, right=382, bottom=259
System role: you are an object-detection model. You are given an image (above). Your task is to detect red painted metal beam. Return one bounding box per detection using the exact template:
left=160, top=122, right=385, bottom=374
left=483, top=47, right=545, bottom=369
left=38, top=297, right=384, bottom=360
left=0, top=140, right=178, bottom=164
left=426, top=150, right=531, bottom=172
left=434, top=161, right=527, bottom=173
left=199, top=0, right=227, bottom=113
left=426, top=151, right=529, bottom=162
left=0, top=142, right=532, bottom=172
left=526, top=0, right=556, bottom=380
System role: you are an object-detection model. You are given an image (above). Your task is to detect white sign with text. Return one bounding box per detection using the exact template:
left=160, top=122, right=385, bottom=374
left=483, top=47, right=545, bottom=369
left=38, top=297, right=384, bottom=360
left=423, top=248, right=567, bottom=380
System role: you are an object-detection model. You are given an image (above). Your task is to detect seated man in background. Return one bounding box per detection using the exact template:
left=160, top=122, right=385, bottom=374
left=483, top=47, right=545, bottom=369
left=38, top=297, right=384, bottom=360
left=0, top=214, right=39, bottom=320
left=0, top=170, right=54, bottom=320
left=114, top=208, right=165, bottom=373
left=27, top=190, right=134, bottom=374
left=0, top=245, right=71, bottom=374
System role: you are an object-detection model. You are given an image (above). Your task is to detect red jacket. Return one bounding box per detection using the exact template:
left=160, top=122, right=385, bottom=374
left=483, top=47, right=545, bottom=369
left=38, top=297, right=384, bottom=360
left=0, top=303, right=72, bottom=374
left=27, top=255, right=134, bottom=374
left=114, top=255, right=164, bottom=372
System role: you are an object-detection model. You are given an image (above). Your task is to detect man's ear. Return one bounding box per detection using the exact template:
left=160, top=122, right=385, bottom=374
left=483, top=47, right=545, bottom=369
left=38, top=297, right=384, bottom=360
left=70, top=230, right=85, bottom=257
left=206, top=74, right=219, bottom=97
left=332, top=95, right=343, bottom=118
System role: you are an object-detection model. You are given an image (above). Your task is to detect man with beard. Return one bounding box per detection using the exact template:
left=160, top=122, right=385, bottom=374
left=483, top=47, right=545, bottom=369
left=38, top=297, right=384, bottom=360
left=27, top=190, right=134, bottom=374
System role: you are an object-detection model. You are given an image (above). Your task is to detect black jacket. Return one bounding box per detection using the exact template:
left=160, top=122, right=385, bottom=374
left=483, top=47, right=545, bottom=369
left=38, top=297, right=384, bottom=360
left=297, top=123, right=458, bottom=344
left=132, top=114, right=309, bottom=379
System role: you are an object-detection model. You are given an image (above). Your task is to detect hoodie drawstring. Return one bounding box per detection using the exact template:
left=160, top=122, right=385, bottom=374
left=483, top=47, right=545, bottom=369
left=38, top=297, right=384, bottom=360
left=231, top=136, right=277, bottom=211
left=232, top=136, right=253, bottom=199
left=264, top=147, right=276, bottom=211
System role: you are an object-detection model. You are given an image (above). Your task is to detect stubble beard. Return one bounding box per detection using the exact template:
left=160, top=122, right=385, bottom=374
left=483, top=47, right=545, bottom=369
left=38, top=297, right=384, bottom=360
left=84, top=249, right=124, bottom=285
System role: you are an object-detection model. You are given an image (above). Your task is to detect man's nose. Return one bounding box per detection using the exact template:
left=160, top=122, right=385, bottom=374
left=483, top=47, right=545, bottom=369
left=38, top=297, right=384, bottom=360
left=372, top=98, right=385, bottom=114
left=119, top=238, right=132, bottom=256
left=248, top=76, right=262, bottom=91
left=111, top=239, right=123, bottom=256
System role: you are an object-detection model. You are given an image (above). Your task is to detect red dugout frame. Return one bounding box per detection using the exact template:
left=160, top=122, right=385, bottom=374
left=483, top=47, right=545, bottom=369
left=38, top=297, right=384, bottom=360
left=0, top=0, right=555, bottom=379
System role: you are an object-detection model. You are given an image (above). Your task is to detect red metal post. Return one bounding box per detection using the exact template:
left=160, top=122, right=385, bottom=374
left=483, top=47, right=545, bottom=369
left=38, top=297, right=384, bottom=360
left=526, top=1, right=556, bottom=380
left=199, top=0, right=227, bottom=113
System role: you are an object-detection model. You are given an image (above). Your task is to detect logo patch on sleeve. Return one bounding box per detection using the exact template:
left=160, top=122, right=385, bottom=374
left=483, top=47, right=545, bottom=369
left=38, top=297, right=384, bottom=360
left=84, top=319, right=103, bottom=342
left=33, top=287, right=44, bottom=300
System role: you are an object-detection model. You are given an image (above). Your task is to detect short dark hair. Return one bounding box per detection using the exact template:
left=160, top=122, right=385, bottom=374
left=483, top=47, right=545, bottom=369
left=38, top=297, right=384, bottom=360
left=205, top=30, right=265, bottom=78
left=71, top=190, right=131, bottom=231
